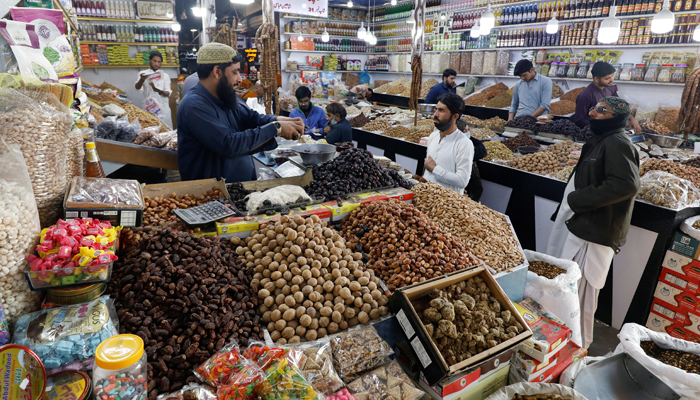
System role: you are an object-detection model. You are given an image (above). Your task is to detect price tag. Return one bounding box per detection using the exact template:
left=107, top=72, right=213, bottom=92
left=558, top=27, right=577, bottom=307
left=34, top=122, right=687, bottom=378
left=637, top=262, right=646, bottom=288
left=694, top=142, right=700, bottom=153
left=274, top=0, right=328, bottom=18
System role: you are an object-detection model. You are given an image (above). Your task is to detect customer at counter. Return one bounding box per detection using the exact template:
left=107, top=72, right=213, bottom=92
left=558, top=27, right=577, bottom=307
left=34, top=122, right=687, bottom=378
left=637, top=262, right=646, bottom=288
left=572, top=61, right=642, bottom=133
left=177, top=43, right=304, bottom=183
left=424, top=69, right=457, bottom=104
left=423, top=93, right=474, bottom=194
left=290, top=86, right=328, bottom=140
left=323, top=103, right=352, bottom=144
left=509, top=59, right=552, bottom=120
left=547, top=96, right=640, bottom=350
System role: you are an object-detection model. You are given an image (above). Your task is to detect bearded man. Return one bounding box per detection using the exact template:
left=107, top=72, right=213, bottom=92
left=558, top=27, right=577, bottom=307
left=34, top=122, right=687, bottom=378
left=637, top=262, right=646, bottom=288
left=177, top=43, right=304, bottom=182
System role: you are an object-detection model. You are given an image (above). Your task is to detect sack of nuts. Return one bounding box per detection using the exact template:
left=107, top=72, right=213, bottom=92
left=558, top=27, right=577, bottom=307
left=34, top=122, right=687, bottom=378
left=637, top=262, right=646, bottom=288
left=0, top=88, right=72, bottom=227
left=483, top=382, right=587, bottom=400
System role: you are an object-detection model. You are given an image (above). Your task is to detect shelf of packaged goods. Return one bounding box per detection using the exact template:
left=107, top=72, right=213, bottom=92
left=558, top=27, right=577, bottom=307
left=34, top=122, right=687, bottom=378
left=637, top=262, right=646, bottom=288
left=81, top=41, right=178, bottom=45
left=281, top=15, right=366, bottom=23
left=422, top=43, right=699, bottom=52
left=77, top=17, right=175, bottom=23
left=281, top=33, right=357, bottom=39
left=427, top=3, right=700, bottom=17
left=284, top=49, right=373, bottom=54
left=82, top=64, right=180, bottom=68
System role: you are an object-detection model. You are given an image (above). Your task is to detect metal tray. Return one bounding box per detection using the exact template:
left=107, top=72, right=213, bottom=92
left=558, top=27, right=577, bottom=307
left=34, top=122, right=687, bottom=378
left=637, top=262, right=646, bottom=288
left=573, top=352, right=680, bottom=400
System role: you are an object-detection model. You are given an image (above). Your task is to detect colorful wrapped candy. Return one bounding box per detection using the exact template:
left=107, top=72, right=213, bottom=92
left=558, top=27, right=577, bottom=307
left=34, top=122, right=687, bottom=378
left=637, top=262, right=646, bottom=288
left=195, top=340, right=247, bottom=386
left=25, top=218, right=120, bottom=288
left=242, top=342, right=289, bottom=370
left=257, top=357, right=321, bottom=400
left=216, top=360, right=264, bottom=400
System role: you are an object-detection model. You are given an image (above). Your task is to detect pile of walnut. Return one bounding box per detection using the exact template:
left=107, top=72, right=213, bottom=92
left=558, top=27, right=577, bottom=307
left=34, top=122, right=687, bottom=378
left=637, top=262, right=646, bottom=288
left=230, top=215, right=389, bottom=344
left=339, top=199, right=482, bottom=291
left=419, top=277, right=523, bottom=366
left=543, top=141, right=582, bottom=164
left=506, top=152, right=564, bottom=176
left=412, top=182, right=525, bottom=272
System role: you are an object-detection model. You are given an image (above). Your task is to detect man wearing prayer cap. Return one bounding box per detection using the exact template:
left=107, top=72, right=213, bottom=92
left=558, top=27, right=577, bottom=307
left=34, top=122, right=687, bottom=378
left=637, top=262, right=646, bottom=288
left=177, top=42, right=304, bottom=182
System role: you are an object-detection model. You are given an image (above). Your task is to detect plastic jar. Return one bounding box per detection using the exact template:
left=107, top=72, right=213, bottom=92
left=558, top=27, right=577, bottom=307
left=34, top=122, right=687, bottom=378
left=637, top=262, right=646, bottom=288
left=567, top=62, right=579, bottom=78
left=619, top=63, right=634, bottom=81
left=672, top=64, right=687, bottom=83
left=557, top=63, right=568, bottom=77
left=548, top=62, right=558, bottom=78
left=93, top=334, right=147, bottom=400
left=644, top=64, right=660, bottom=82
left=613, top=64, right=622, bottom=80
left=535, top=62, right=543, bottom=74
left=577, top=63, right=589, bottom=79
left=541, top=61, right=551, bottom=77
left=536, top=48, right=547, bottom=64
left=587, top=63, right=595, bottom=79
left=631, top=64, right=646, bottom=81
left=657, top=64, right=673, bottom=82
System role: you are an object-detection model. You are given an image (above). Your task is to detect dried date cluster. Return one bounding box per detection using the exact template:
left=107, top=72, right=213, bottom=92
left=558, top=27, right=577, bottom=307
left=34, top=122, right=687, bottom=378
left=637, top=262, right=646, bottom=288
left=339, top=199, right=481, bottom=291
left=230, top=215, right=389, bottom=344
left=304, top=148, right=409, bottom=201
left=108, top=229, right=262, bottom=398
left=504, top=116, right=538, bottom=132
left=418, top=277, right=523, bottom=366
left=412, top=183, right=525, bottom=272
left=143, top=188, right=230, bottom=226
left=640, top=341, right=700, bottom=374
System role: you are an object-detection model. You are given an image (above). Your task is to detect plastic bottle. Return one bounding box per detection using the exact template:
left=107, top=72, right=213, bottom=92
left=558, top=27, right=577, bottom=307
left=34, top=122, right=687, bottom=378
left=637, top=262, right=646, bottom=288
left=85, top=142, right=106, bottom=178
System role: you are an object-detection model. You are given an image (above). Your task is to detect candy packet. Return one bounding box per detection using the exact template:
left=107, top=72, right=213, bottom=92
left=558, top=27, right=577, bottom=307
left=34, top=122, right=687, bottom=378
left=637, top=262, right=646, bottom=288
left=194, top=339, right=247, bottom=387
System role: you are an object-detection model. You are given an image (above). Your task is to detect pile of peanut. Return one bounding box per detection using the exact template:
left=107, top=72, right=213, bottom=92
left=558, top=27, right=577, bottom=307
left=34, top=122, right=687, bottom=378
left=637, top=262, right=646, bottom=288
left=506, top=152, right=563, bottom=176
left=413, top=182, right=525, bottom=272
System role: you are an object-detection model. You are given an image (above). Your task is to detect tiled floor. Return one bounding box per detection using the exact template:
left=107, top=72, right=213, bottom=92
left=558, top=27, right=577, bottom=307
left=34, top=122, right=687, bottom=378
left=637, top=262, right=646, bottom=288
left=588, top=319, right=621, bottom=357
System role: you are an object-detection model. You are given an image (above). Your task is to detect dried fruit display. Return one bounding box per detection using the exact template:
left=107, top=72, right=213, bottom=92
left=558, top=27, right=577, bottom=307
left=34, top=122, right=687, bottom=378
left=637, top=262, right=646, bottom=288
left=464, top=92, right=489, bottom=107
left=537, top=120, right=581, bottom=139
left=483, top=141, right=515, bottom=161
left=374, top=83, right=390, bottom=94
left=543, top=141, right=582, bottom=163
left=346, top=361, right=424, bottom=400
left=143, top=187, right=230, bottom=226
left=553, top=166, right=575, bottom=181
left=549, top=100, right=577, bottom=116
left=350, top=113, right=370, bottom=128
left=529, top=261, right=567, bottom=279
left=512, top=395, right=567, bottom=400
left=640, top=340, right=700, bottom=374
left=505, top=116, right=538, bottom=132
left=485, top=91, right=513, bottom=108
left=503, top=132, right=541, bottom=152
left=646, top=120, right=675, bottom=135
left=682, top=157, right=700, bottom=169
left=339, top=199, right=481, bottom=291
left=655, top=106, right=680, bottom=132
left=469, top=127, right=497, bottom=140
left=387, top=84, right=406, bottom=95
left=329, top=326, right=393, bottom=383
left=560, top=86, right=586, bottom=103
left=552, top=83, right=564, bottom=98
left=383, top=126, right=412, bottom=138
left=362, top=118, right=392, bottom=132
left=637, top=171, right=700, bottom=209
left=640, top=159, right=700, bottom=188
left=416, top=276, right=524, bottom=365
left=506, top=152, right=563, bottom=176
left=231, top=215, right=388, bottom=344
left=413, top=182, right=525, bottom=272
left=107, top=229, right=262, bottom=397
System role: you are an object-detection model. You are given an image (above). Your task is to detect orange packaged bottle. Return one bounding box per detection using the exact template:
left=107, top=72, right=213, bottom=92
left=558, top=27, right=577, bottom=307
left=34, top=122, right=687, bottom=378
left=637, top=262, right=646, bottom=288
left=85, top=142, right=106, bottom=178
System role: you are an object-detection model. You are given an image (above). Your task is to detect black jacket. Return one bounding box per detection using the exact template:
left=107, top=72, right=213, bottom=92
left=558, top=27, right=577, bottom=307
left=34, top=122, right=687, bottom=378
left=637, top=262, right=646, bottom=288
left=326, top=119, right=352, bottom=144
left=470, top=137, right=487, bottom=160
left=552, top=127, right=640, bottom=253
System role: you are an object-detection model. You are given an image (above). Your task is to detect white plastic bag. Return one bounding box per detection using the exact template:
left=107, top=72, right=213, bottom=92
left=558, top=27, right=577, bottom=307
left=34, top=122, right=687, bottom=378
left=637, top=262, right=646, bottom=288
left=681, top=216, right=700, bottom=241
left=614, top=323, right=700, bottom=398
left=484, top=382, right=589, bottom=400
left=558, top=356, right=606, bottom=388
left=523, top=250, right=583, bottom=347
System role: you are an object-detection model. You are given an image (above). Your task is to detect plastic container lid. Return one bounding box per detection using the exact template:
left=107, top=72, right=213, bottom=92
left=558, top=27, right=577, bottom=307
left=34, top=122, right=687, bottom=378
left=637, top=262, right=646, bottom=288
left=86, top=142, right=96, bottom=149
left=662, top=64, right=674, bottom=67
left=635, top=64, right=647, bottom=66
left=43, top=371, right=91, bottom=400
left=677, top=64, right=688, bottom=67
left=95, top=334, right=144, bottom=371
left=0, top=344, right=47, bottom=400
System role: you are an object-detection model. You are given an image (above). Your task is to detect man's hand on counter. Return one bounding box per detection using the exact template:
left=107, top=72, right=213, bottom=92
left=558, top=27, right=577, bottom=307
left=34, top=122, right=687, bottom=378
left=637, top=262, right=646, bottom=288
left=278, top=119, right=304, bottom=140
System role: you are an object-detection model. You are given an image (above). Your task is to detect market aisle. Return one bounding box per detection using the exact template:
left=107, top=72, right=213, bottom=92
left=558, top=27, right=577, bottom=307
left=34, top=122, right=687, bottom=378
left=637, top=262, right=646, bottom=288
left=588, top=320, right=621, bottom=357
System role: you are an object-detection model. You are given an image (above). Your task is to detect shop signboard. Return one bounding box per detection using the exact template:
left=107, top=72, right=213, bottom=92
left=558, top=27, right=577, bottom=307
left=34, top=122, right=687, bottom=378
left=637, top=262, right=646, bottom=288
left=136, top=0, right=174, bottom=20
left=274, top=0, right=328, bottom=18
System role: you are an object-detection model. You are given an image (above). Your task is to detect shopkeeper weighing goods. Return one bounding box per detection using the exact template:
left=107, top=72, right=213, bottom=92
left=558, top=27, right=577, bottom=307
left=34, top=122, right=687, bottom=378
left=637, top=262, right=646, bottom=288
left=177, top=43, right=304, bottom=183
left=424, top=69, right=457, bottom=105
left=322, top=103, right=352, bottom=144
left=135, top=51, right=173, bottom=128
left=423, top=93, right=474, bottom=195
left=289, top=86, right=328, bottom=140
left=509, top=59, right=553, bottom=120
left=547, top=97, right=640, bottom=350
left=572, top=61, right=643, bottom=133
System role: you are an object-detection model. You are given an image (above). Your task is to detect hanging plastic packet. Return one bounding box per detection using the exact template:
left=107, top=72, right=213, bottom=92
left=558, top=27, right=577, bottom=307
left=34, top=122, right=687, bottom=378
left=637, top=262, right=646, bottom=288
left=0, top=20, right=58, bottom=81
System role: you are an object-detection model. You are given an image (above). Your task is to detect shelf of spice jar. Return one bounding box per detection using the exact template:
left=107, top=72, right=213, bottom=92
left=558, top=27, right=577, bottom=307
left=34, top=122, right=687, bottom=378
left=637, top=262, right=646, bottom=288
left=81, top=41, right=177, bottom=46
left=281, top=14, right=367, bottom=23
left=77, top=16, right=174, bottom=23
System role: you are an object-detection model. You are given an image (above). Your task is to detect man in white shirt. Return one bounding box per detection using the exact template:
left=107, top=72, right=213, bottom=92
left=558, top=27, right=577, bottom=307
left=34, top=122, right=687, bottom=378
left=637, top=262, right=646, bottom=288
left=423, top=93, right=474, bottom=194
left=135, top=51, right=172, bottom=128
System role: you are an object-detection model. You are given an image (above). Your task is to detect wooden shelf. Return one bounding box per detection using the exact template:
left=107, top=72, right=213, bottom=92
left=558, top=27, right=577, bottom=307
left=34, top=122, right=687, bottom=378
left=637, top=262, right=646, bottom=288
left=83, top=64, right=180, bottom=68
left=81, top=41, right=178, bottom=46
left=77, top=17, right=174, bottom=23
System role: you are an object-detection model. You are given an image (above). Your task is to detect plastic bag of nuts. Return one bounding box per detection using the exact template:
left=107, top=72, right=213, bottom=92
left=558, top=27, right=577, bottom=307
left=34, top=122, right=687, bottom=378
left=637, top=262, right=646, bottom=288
left=157, top=383, right=216, bottom=400
left=637, top=171, right=700, bottom=210
left=285, top=337, right=345, bottom=395
left=484, top=382, right=588, bottom=400
left=0, top=88, right=72, bottom=227
left=329, top=326, right=393, bottom=383
left=0, top=141, right=43, bottom=324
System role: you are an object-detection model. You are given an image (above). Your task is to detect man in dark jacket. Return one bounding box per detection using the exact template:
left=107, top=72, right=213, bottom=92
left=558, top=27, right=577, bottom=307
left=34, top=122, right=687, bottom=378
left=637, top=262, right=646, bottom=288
left=547, top=96, right=640, bottom=350
left=323, top=103, right=352, bottom=144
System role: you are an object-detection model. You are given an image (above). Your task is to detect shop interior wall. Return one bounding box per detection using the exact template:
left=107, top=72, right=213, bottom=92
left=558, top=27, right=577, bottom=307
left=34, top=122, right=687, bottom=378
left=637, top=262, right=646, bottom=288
left=82, top=66, right=179, bottom=128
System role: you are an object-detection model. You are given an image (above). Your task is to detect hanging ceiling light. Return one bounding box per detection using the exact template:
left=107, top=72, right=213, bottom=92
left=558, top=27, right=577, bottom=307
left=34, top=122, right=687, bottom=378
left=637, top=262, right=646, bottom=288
left=440, top=13, right=446, bottom=20
left=391, top=0, right=397, bottom=4
left=172, top=23, right=181, bottom=32
left=694, top=23, right=700, bottom=41
left=322, top=28, right=330, bottom=42
left=368, top=30, right=377, bottom=45
left=546, top=11, right=559, bottom=34
left=191, top=6, right=204, bottom=17
left=347, top=0, right=353, bottom=7
left=480, top=4, right=495, bottom=31
left=298, top=33, right=304, bottom=41
left=230, top=0, right=253, bottom=4
left=407, top=10, right=415, bottom=24
left=358, top=22, right=366, bottom=39
left=651, top=0, right=675, bottom=34
left=470, top=22, right=481, bottom=38
left=598, top=5, right=621, bottom=43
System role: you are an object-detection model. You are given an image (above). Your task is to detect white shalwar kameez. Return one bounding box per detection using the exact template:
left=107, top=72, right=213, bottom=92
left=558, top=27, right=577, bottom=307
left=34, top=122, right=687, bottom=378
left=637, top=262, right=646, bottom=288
left=136, top=68, right=172, bottom=128
left=546, top=173, right=615, bottom=350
